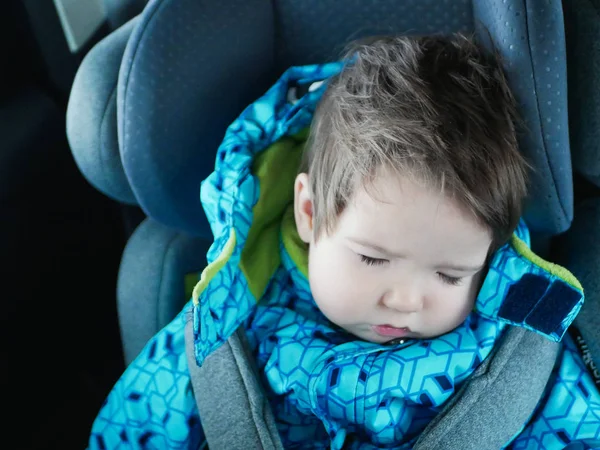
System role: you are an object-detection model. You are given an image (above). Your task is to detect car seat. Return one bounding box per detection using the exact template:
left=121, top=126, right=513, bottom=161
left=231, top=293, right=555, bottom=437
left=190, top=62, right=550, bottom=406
left=66, top=0, right=600, bottom=448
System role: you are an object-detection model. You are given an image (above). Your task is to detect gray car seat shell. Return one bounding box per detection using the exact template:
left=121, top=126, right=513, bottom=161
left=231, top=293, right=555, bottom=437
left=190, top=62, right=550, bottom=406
left=67, top=0, right=577, bottom=366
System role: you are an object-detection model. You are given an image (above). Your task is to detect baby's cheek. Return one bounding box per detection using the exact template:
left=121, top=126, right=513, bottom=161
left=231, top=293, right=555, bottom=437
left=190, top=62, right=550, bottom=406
left=446, top=290, right=477, bottom=326
left=310, top=266, right=366, bottom=325
left=311, top=273, right=351, bottom=312
left=425, top=287, right=476, bottom=336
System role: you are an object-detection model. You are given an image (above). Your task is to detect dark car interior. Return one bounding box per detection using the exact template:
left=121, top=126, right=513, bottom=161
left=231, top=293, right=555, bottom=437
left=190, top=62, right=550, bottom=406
left=3, top=1, right=147, bottom=448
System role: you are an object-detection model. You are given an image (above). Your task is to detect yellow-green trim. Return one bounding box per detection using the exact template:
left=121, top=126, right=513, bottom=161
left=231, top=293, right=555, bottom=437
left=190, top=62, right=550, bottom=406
left=239, top=131, right=307, bottom=300
left=511, top=235, right=583, bottom=291
left=192, top=229, right=237, bottom=305
left=195, top=128, right=310, bottom=304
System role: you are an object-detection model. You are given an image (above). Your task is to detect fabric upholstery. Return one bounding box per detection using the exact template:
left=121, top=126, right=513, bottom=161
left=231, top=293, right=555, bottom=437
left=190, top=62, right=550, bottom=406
left=272, top=0, right=473, bottom=70
left=117, top=0, right=275, bottom=236
left=118, top=217, right=211, bottom=363
left=474, top=0, right=572, bottom=234
left=67, top=18, right=139, bottom=205
left=185, top=320, right=559, bottom=450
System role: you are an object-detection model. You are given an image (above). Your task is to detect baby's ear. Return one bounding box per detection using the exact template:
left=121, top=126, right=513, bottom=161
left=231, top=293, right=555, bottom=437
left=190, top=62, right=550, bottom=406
left=294, top=173, right=314, bottom=244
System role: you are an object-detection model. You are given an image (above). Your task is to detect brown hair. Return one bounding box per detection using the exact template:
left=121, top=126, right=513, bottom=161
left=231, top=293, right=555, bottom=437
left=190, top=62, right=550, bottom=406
left=301, top=33, right=529, bottom=251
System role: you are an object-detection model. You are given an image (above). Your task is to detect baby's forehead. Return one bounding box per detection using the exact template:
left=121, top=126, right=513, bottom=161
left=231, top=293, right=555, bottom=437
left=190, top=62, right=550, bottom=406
left=343, top=175, right=489, bottom=237
left=349, top=171, right=439, bottom=210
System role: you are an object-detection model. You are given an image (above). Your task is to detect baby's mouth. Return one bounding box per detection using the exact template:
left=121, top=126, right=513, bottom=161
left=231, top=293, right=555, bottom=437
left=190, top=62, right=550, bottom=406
left=372, top=324, right=411, bottom=338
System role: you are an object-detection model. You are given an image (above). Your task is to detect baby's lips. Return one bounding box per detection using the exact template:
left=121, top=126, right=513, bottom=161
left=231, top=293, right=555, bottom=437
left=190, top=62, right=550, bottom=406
left=373, top=324, right=411, bottom=338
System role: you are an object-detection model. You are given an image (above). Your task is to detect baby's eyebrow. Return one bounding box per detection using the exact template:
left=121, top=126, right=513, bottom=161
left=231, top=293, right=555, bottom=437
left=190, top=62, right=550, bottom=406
left=346, top=237, right=406, bottom=258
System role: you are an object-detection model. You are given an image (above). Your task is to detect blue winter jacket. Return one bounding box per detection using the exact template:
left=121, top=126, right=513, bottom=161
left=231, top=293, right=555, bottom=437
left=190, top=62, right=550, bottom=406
left=88, top=63, right=599, bottom=450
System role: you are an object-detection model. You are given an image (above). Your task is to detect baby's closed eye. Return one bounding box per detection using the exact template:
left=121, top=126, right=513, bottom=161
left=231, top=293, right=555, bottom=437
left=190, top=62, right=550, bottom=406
left=437, top=273, right=463, bottom=286
left=359, top=254, right=388, bottom=266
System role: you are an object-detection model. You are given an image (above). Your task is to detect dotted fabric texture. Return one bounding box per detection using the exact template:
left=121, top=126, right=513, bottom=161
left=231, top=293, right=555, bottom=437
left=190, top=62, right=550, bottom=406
left=474, top=0, right=573, bottom=235
left=273, top=0, right=473, bottom=70
left=117, top=0, right=276, bottom=236
left=116, top=0, right=573, bottom=237
left=67, top=18, right=139, bottom=205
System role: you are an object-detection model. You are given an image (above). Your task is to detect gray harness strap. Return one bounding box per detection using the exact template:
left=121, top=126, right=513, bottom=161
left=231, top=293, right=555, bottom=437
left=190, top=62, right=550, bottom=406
left=186, top=319, right=559, bottom=450
left=185, top=319, right=284, bottom=450
left=415, top=327, right=559, bottom=450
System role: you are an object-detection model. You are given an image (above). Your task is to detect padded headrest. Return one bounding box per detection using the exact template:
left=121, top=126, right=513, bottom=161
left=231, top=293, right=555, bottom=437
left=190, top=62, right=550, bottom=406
left=117, top=0, right=573, bottom=238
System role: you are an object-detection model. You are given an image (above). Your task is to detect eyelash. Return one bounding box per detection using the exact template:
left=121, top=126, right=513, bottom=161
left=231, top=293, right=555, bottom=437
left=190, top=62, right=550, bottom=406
left=359, top=254, right=388, bottom=266
left=437, top=273, right=463, bottom=286
left=359, top=254, right=463, bottom=286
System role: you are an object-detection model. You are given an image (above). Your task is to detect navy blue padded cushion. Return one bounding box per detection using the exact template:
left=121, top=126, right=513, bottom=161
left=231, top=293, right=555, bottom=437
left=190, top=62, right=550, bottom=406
left=118, top=0, right=276, bottom=237
left=474, top=0, right=573, bottom=235
left=273, top=0, right=473, bottom=71
left=118, top=0, right=573, bottom=237
left=67, top=18, right=139, bottom=205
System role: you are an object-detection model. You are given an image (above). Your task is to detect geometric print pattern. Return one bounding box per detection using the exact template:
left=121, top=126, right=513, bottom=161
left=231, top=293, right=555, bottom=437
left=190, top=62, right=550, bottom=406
left=87, top=307, right=203, bottom=449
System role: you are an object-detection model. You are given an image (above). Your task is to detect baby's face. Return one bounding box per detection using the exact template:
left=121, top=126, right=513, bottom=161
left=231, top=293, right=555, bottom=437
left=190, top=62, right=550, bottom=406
left=294, top=171, right=492, bottom=343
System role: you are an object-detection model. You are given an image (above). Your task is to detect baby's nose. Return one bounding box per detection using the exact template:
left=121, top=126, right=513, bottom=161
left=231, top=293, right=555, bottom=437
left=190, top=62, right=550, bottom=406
left=383, top=286, right=423, bottom=313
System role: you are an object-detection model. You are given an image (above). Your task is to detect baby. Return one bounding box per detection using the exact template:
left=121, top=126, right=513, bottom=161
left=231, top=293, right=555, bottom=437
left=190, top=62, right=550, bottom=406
left=293, top=34, right=526, bottom=345
left=87, top=34, right=596, bottom=450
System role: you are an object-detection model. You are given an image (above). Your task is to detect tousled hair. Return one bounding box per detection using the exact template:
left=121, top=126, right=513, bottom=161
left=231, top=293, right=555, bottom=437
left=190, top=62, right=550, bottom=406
left=301, top=33, right=529, bottom=251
